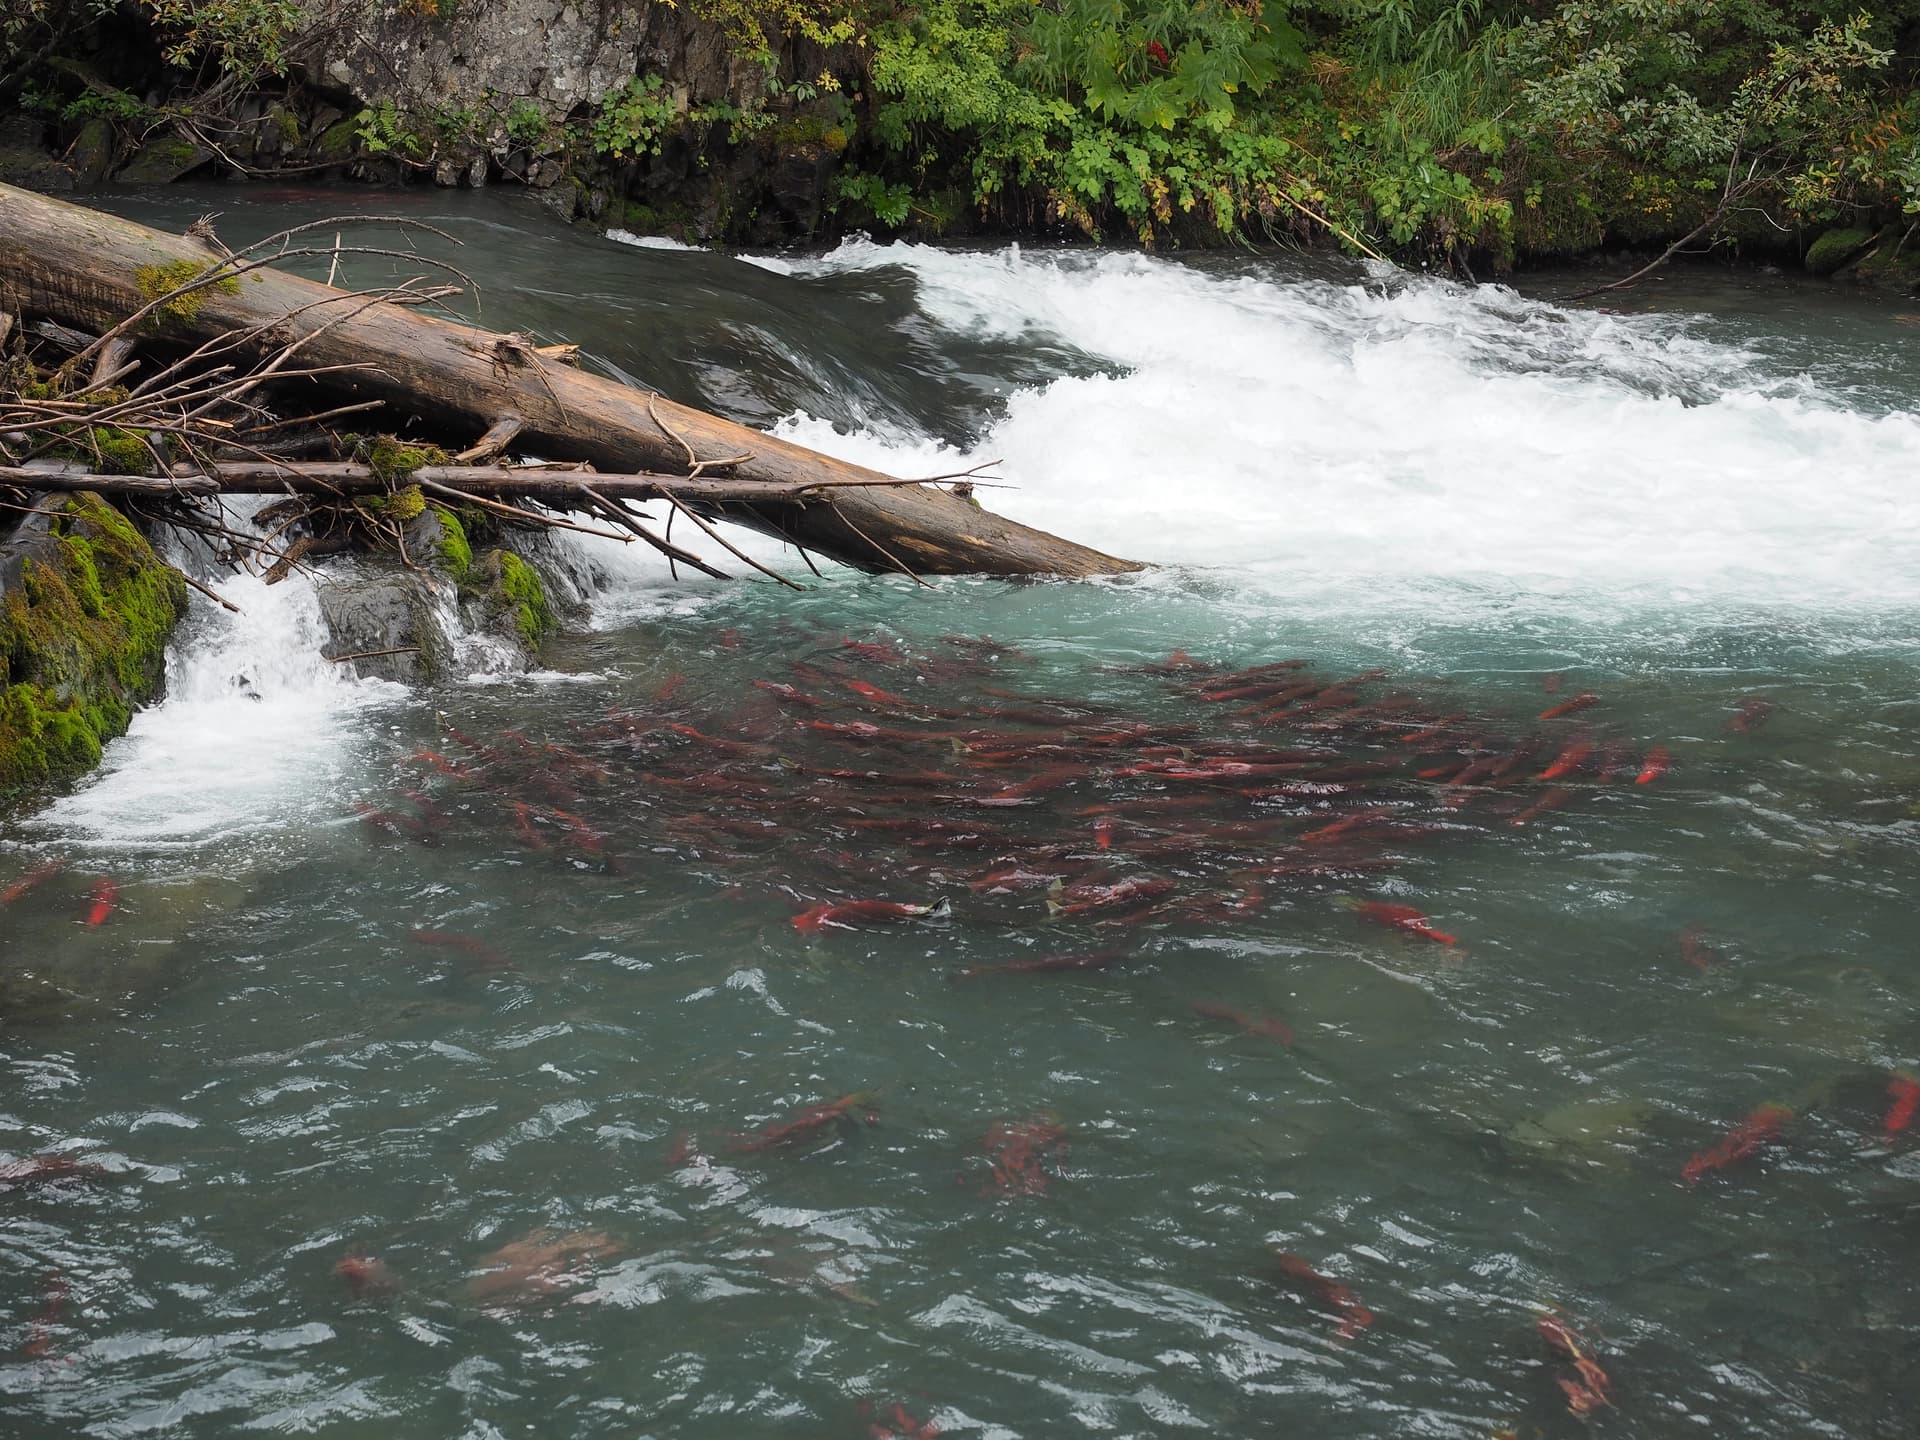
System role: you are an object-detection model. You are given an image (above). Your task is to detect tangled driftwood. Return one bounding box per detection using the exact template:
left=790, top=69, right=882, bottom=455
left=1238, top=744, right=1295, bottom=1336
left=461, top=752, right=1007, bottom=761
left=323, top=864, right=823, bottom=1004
left=0, top=183, right=1144, bottom=584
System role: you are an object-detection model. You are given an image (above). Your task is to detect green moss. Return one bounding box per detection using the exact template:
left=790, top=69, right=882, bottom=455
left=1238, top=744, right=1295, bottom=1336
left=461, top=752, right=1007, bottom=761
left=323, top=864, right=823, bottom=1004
left=1850, top=243, right=1920, bottom=292
left=432, top=504, right=472, bottom=580
left=271, top=104, right=302, bottom=146
left=492, top=549, right=554, bottom=652
left=313, top=117, right=360, bottom=164
left=60, top=537, right=105, bottom=618
left=90, top=426, right=151, bottom=475
left=358, top=481, right=428, bottom=524
left=133, top=259, right=240, bottom=326
left=771, top=112, right=850, bottom=153
left=1804, top=227, right=1876, bottom=276
left=362, top=437, right=449, bottom=483
left=0, top=494, right=187, bottom=800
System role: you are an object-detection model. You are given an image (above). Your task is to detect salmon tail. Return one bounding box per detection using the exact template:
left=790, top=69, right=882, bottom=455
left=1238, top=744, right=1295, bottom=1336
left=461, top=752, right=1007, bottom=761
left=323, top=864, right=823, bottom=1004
left=925, top=897, right=953, bottom=921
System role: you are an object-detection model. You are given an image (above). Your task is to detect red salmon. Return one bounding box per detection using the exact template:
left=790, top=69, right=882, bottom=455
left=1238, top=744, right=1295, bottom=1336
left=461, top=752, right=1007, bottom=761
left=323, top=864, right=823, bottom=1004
left=1353, top=900, right=1457, bottom=945
left=335, top=1253, right=399, bottom=1299
left=84, top=879, right=117, bottom=927
left=847, top=679, right=911, bottom=706
left=1682, top=1103, right=1790, bottom=1185
left=791, top=897, right=950, bottom=931
left=1884, top=1075, right=1920, bottom=1136
left=1539, top=692, right=1599, bottom=720
left=1635, top=745, right=1671, bottom=785
left=1, top=859, right=65, bottom=905
left=730, top=1092, right=879, bottom=1154
left=1678, top=923, right=1717, bottom=971
left=1271, top=1252, right=1373, bottom=1339
left=1538, top=739, right=1593, bottom=781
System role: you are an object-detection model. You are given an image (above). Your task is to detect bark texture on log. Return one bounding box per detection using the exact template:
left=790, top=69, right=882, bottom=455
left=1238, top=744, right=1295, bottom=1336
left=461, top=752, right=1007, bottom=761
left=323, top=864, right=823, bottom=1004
left=0, top=183, right=1143, bottom=579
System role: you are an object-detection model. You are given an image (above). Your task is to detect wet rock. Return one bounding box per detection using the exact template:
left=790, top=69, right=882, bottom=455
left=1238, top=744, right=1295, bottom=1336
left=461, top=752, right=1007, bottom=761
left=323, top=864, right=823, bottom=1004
left=1848, top=243, right=1920, bottom=295
left=468, top=546, right=556, bottom=655
left=256, top=103, right=303, bottom=164
left=768, top=142, right=836, bottom=238
left=315, top=565, right=451, bottom=684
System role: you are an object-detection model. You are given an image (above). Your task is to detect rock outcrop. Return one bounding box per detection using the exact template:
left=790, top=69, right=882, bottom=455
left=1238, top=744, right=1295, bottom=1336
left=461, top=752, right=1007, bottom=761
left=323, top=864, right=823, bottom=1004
left=0, top=494, right=187, bottom=804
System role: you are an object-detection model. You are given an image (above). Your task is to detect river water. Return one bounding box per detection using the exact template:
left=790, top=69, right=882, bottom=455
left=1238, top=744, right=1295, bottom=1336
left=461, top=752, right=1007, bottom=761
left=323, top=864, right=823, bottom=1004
left=2, top=190, right=1918, bottom=1438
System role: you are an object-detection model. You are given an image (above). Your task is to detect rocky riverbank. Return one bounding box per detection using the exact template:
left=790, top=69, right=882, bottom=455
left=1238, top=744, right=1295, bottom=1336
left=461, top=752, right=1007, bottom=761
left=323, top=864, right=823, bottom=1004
left=4, top=1, right=1917, bottom=283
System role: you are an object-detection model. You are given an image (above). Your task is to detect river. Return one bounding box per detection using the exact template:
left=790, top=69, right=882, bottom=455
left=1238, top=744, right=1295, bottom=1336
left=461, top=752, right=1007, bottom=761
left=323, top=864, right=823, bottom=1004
left=2, top=188, right=1917, bottom=1438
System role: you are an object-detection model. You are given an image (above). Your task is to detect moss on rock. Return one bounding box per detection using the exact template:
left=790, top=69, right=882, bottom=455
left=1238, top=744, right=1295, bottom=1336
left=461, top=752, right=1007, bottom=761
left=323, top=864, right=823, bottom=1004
left=431, top=504, right=472, bottom=580
left=0, top=494, right=188, bottom=801
left=91, top=426, right=152, bottom=475
left=495, top=549, right=554, bottom=651
left=1804, top=227, right=1876, bottom=277
left=468, top=547, right=555, bottom=654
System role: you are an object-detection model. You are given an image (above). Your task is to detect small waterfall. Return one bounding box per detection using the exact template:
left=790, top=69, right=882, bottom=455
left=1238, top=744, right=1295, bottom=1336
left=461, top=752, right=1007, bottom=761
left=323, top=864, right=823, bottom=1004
left=29, top=531, right=410, bottom=853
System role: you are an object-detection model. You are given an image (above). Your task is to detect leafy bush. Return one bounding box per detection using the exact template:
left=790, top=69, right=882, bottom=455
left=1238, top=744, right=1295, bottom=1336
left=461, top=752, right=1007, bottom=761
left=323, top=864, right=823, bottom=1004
left=593, top=74, right=678, bottom=158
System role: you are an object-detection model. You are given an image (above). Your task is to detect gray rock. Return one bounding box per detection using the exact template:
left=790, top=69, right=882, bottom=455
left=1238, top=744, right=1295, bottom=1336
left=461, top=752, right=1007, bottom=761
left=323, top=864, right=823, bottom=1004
left=316, top=566, right=452, bottom=684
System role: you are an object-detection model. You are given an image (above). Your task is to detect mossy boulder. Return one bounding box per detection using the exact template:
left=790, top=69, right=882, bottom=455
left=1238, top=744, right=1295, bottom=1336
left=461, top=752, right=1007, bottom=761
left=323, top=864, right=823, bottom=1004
left=0, top=114, right=73, bottom=191
left=114, top=134, right=213, bottom=185
left=1804, top=227, right=1877, bottom=277
left=471, top=548, right=556, bottom=654
left=412, top=504, right=470, bottom=581
left=0, top=494, right=188, bottom=803
left=66, top=117, right=116, bottom=183
left=312, top=118, right=361, bottom=166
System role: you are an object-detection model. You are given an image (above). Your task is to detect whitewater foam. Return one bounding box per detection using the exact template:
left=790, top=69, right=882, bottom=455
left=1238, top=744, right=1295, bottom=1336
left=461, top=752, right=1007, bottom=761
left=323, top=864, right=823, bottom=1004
left=753, top=240, right=1920, bottom=617
left=30, top=567, right=407, bottom=852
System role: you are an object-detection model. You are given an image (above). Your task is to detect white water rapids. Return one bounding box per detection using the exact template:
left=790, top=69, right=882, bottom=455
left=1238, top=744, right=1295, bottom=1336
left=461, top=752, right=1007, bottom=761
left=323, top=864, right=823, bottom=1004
left=26, top=238, right=1920, bottom=846
left=748, top=240, right=1920, bottom=614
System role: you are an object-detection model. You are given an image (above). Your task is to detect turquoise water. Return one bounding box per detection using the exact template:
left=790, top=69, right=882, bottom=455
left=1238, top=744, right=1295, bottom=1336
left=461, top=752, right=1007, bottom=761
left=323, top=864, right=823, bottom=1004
left=3, top=194, right=1919, bottom=1437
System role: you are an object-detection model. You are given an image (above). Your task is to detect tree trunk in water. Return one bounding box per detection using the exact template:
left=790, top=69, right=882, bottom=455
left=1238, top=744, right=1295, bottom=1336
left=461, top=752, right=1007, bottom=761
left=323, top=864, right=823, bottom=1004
left=0, top=182, right=1143, bottom=579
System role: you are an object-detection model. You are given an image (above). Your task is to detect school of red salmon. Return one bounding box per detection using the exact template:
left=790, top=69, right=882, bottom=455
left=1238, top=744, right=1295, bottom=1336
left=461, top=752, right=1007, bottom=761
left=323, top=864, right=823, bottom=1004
left=4, top=633, right=1906, bottom=1427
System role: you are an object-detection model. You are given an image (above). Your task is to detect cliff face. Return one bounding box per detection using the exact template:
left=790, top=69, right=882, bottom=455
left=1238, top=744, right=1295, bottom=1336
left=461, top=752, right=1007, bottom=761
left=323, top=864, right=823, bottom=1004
left=0, top=1, right=850, bottom=244
left=312, top=1, right=751, bottom=124
left=292, top=0, right=845, bottom=242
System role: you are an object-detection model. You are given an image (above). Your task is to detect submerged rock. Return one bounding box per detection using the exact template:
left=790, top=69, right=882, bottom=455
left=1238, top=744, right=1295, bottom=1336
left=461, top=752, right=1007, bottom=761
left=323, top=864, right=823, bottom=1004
left=1505, top=1097, right=1656, bottom=1176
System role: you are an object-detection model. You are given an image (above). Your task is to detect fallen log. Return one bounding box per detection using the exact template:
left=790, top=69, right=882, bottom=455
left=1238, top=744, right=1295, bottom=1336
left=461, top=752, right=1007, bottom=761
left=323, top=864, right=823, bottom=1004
left=0, top=183, right=1143, bottom=579
left=0, top=461, right=981, bottom=506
